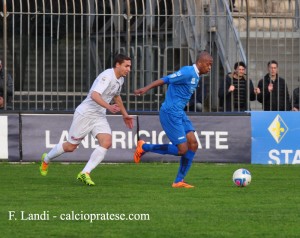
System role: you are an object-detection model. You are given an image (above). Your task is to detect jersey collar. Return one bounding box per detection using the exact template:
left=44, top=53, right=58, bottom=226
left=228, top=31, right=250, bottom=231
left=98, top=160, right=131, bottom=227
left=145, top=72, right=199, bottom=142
left=193, top=64, right=199, bottom=76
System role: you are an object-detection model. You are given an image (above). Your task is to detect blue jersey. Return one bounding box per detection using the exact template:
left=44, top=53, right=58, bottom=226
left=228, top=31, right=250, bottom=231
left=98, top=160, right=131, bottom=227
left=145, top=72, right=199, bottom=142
left=161, top=64, right=201, bottom=115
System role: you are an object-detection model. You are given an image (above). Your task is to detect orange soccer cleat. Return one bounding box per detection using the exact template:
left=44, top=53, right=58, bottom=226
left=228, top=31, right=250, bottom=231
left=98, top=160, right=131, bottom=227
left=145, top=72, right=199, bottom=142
left=172, top=180, right=194, bottom=188
left=134, top=140, right=145, bottom=163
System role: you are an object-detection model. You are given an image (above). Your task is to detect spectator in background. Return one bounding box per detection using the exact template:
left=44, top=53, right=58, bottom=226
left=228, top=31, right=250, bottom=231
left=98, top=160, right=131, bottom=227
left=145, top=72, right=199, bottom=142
left=0, top=59, right=13, bottom=109
left=218, top=61, right=255, bottom=112
left=229, top=0, right=239, bottom=12
left=292, top=87, right=299, bottom=111
left=255, top=60, right=291, bottom=111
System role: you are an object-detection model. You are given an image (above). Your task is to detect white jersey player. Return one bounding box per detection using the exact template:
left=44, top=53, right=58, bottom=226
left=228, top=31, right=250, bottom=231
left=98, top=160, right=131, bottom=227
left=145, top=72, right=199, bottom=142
left=39, top=54, right=134, bottom=186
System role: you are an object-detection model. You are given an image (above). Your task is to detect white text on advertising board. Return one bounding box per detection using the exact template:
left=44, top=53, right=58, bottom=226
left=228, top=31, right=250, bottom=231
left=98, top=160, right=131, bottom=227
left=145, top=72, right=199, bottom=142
left=269, top=149, right=300, bottom=164
left=45, top=130, right=229, bottom=150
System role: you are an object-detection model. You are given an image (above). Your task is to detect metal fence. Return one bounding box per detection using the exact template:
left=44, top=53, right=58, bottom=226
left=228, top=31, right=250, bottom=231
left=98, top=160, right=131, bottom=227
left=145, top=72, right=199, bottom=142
left=0, top=0, right=299, bottom=112
left=233, top=0, right=300, bottom=111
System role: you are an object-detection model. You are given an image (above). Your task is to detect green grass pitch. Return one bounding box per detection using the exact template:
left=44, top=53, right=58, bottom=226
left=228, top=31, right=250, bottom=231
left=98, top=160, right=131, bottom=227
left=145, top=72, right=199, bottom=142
left=1, top=162, right=300, bottom=238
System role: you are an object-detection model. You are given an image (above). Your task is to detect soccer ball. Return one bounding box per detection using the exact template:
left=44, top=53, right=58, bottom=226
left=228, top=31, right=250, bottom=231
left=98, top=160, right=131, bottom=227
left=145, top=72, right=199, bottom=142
left=232, top=168, right=251, bottom=187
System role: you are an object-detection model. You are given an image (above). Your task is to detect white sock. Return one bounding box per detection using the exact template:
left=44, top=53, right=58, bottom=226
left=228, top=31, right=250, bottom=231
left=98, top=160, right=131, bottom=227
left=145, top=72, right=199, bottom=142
left=44, top=142, right=65, bottom=163
left=82, top=146, right=107, bottom=174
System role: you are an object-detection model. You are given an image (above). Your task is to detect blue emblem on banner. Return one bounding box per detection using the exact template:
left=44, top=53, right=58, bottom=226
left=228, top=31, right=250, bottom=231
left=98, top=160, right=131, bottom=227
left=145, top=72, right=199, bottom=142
left=251, top=112, right=300, bottom=164
left=267, top=115, right=288, bottom=143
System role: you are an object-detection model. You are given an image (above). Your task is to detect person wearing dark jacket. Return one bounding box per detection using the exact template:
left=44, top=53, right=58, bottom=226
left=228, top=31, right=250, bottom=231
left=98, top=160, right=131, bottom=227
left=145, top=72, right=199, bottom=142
left=255, top=60, right=291, bottom=111
left=292, top=87, right=299, bottom=111
left=0, top=59, right=13, bottom=109
left=218, top=61, right=255, bottom=112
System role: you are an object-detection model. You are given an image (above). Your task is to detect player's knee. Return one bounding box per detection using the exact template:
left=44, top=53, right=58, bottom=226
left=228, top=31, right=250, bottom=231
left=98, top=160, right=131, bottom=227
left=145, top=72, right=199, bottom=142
left=177, top=145, right=188, bottom=155
left=64, top=143, right=78, bottom=152
left=96, top=134, right=112, bottom=149
left=189, top=141, right=198, bottom=151
left=100, top=141, right=112, bottom=149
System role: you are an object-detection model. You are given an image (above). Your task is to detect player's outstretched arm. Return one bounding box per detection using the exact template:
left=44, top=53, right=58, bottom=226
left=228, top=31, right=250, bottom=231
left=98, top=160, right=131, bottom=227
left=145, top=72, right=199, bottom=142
left=114, top=95, right=134, bottom=129
left=134, top=79, right=165, bottom=96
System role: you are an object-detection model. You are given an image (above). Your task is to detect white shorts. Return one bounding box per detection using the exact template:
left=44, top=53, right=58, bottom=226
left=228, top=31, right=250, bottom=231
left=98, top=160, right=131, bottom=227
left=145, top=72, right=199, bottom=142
left=67, top=111, right=111, bottom=144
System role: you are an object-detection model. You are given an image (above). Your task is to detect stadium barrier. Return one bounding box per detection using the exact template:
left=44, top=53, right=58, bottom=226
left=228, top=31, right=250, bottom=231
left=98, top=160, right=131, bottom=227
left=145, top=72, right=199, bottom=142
left=3, top=111, right=299, bottom=164
left=0, top=112, right=251, bottom=163
left=0, top=112, right=19, bottom=161
left=251, top=111, right=300, bottom=165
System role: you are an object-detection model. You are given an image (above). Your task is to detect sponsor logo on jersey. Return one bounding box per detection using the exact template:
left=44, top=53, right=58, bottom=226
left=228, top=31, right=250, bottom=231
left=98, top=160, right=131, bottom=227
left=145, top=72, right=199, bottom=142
left=169, top=71, right=182, bottom=78
left=169, top=73, right=177, bottom=78
left=191, top=78, right=196, bottom=84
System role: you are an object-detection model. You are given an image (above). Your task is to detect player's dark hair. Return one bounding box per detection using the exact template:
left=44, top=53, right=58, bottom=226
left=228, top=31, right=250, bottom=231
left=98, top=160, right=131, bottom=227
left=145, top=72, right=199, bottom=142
left=113, top=54, right=131, bottom=67
left=234, top=61, right=246, bottom=70
left=267, top=60, right=278, bottom=67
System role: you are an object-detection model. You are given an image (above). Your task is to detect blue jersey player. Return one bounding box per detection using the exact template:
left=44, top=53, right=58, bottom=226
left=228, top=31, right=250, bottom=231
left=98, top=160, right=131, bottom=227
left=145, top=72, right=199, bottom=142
left=134, top=51, right=213, bottom=188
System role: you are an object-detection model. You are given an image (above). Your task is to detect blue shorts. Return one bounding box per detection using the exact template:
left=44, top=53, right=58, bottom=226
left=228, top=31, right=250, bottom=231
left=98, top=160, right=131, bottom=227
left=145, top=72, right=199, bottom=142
left=159, top=109, right=195, bottom=145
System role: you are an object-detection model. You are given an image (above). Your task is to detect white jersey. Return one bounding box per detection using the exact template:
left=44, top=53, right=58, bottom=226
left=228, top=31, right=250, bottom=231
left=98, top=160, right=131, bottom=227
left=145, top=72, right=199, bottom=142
left=76, top=68, right=124, bottom=118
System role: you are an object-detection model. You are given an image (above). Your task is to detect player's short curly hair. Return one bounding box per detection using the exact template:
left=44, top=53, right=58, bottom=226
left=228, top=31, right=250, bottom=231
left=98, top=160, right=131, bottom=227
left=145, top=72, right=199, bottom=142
left=195, top=51, right=213, bottom=64
left=113, top=54, right=131, bottom=67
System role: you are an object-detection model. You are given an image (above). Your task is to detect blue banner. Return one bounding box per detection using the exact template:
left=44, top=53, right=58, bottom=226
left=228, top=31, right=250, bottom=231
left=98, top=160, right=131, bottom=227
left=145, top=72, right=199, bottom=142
left=251, top=111, right=300, bottom=164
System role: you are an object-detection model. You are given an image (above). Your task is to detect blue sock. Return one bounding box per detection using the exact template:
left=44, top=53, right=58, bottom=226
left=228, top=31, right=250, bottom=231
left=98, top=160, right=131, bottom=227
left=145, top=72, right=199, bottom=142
left=174, top=150, right=195, bottom=183
left=142, top=143, right=178, bottom=156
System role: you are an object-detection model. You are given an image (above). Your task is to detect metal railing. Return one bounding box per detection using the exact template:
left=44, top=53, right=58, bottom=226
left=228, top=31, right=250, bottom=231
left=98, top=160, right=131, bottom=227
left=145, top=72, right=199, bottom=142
left=0, top=0, right=299, bottom=112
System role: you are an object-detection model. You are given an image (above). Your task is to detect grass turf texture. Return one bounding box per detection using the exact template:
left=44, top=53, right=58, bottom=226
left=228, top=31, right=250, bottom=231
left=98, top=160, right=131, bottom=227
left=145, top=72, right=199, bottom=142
left=1, top=163, right=300, bottom=238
